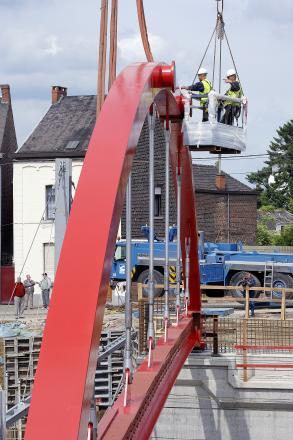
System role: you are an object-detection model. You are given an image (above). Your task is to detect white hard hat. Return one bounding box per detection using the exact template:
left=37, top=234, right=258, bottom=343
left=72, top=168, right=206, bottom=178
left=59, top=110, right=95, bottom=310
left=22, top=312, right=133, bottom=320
left=198, top=67, right=207, bottom=75
left=226, top=69, right=236, bottom=77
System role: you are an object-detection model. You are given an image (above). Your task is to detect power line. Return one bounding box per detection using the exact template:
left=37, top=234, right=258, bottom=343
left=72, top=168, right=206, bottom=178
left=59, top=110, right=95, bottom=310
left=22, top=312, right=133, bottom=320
left=192, top=153, right=269, bottom=161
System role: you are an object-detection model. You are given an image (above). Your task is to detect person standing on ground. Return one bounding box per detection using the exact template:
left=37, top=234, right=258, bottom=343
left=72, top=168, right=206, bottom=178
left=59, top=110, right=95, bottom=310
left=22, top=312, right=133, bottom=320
left=37, top=273, right=52, bottom=309
left=221, top=69, right=242, bottom=126
left=240, top=273, right=256, bottom=317
left=14, top=277, right=26, bottom=319
left=23, top=274, right=35, bottom=310
left=181, top=68, right=213, bottom=121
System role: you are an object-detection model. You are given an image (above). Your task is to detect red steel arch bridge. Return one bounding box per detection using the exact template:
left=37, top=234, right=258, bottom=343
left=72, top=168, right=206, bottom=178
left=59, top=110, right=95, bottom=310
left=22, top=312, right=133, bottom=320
left=24, top=59, right=245, bottom=439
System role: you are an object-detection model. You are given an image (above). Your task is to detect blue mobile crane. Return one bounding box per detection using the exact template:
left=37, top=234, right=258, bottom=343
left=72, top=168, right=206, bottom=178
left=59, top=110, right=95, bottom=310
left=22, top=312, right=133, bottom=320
left=111, top=226, right=293, bottom=299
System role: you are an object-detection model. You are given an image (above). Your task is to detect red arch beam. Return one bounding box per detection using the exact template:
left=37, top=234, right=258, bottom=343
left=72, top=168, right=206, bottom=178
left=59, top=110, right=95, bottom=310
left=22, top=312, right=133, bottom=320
left=25, top=62, right=201, bottom=439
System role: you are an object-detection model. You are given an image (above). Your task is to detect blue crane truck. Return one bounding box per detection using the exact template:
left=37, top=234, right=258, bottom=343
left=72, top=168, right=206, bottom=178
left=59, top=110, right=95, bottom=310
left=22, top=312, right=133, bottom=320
left=111, top=226, right=293, bottom=299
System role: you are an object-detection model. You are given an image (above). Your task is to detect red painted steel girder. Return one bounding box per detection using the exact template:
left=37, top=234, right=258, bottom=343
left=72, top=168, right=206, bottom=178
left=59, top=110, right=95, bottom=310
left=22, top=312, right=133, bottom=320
left=25, top=62, right=201, bottom=439
left=99, top=317, right=198, bottom=439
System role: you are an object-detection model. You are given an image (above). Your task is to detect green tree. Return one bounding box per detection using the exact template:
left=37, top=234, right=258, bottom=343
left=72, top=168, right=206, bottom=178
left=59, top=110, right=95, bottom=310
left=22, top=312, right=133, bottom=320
left=256, top=224, right=274, bottom=245
left=248, top=120, right=293, bottom=212
left=273, top=226, right=293, bottom=246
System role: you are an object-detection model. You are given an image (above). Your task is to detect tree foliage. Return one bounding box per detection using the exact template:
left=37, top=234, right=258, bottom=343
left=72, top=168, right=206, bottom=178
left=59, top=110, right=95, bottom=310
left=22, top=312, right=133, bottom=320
left=256, top=224, right=274, bottom=245
left=274, top=226, right=293, bottom=246
left=256, top=224, right=293, bottom=246
left=248, top=120, right=293, bottom=212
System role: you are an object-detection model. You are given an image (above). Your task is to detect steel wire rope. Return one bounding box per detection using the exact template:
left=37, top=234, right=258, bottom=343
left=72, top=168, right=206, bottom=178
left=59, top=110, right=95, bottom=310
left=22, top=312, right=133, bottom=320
left=192, top=24, right=217, bottom=85
left=212, top=26, right=217, bottom=87
left=34, top=163, right=66, bottom=321
left=224, top=29, right=245, bottom=96
left=2, top=163, right=65, bottom=315
left=192, top=0, right=224, bottom=85
left=218, top=26, right=223, bottom=94
left=20, top=164, right=66, bottom=401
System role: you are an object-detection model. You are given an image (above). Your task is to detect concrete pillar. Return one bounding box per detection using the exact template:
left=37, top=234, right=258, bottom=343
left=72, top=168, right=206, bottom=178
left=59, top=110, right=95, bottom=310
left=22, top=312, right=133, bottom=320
left=54, top=159, right=72, bottom=274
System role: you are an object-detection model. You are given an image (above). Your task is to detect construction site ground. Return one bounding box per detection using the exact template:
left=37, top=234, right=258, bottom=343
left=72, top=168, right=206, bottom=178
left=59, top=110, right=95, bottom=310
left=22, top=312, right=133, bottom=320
left=0, top=302, right=292, bottom=325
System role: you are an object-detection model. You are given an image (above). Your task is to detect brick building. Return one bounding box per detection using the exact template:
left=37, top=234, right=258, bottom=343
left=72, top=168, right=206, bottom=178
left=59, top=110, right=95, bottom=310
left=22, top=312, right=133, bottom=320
left=121, top=119, right=258, bottom=244
left=0, top=85, right=18, bottom=264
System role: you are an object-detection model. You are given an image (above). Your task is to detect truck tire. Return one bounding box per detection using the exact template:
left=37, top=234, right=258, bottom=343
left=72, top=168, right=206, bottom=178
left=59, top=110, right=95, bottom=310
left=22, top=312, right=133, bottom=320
left=227, top=271, right=261, bottom=298
left=265, top=273, right=293, bottom=299
left=137, top=269, right=164, bottom=298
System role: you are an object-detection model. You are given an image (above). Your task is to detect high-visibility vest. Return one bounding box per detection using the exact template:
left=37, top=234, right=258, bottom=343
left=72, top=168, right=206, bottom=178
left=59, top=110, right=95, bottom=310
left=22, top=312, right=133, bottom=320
left=224, top=86, right=242, bottom=107
left=199, top=79, right=213, bottom=107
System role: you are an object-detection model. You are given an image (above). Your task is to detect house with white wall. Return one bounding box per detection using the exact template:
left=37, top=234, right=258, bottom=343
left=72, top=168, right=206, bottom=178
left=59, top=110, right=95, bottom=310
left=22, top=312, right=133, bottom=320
left=13, top=86, right=96, bottom=287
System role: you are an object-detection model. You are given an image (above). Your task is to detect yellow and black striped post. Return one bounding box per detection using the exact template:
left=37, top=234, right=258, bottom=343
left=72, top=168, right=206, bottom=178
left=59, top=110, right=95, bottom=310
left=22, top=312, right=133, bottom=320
left=169, top=265, right=176, bottom=284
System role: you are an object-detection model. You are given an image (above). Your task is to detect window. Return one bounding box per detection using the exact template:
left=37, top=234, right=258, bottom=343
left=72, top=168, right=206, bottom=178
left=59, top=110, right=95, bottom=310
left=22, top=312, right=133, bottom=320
left=114, top=245, right=126, bottom=261
left=43, top=243, right=55, bottom=280
left=46, top=185, right=55, bottom=220
left=154, top=187, right=162, bottom=217
left=65, top=140, right=80, bottom=150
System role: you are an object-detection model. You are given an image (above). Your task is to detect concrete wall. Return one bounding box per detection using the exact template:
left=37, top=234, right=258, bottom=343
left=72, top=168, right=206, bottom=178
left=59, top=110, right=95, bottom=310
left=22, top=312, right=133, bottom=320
left=152, top=354, right=293, bottom=440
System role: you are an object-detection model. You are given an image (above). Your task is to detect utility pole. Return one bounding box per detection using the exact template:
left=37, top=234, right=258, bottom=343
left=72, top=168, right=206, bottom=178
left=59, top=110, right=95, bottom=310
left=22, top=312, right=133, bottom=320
left=0, top=390, right=6, bottom=440
left=54, top=159, right=72, bottom=275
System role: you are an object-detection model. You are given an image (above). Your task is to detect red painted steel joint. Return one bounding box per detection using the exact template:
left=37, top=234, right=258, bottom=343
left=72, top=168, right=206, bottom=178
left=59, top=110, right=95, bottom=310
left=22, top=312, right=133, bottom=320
left=152, top=61, right=176, bottom=91
left=175, top=95, right=185, bottom=118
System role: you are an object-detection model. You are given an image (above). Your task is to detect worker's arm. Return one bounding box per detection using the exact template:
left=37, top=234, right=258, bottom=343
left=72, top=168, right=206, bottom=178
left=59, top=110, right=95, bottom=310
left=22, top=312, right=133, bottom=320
left=229, top=81, right=240, bottom=92
left=178, top=82, right=205, bottom=92
left=190, top=82, right=204, bottom=93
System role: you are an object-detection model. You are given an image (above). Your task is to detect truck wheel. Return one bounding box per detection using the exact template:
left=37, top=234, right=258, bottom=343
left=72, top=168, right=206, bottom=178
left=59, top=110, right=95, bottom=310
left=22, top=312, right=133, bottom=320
left=137, top=269, right=164, bottom=298
left=227, top=271, right=261, bottom=298
left=265, top=273, right=293, bottom=299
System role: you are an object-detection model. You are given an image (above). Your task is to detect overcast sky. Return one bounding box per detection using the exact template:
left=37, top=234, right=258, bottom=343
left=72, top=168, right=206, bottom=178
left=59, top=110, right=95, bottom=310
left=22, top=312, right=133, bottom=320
left=1, top=0, right=292, bottom=184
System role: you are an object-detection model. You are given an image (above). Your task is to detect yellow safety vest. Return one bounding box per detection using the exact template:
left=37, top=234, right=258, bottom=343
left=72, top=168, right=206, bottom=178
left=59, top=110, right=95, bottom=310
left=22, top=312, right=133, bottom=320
left=224, top=86, right=242, bottom=107
left=200, top=79, right=213, bottom=107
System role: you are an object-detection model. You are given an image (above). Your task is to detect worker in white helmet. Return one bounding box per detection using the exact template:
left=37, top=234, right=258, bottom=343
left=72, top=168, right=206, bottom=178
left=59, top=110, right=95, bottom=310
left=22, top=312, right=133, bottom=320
left=181, top=67, right=213, bottom=122
left=221, top=69, right=242, bottom=126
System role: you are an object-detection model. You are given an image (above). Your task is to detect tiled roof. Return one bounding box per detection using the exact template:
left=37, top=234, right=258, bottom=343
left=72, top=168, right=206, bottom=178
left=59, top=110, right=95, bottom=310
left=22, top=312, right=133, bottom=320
left=18, top=95, right=96, bottom=156
left=192, top=164, right=256, bottom=193
left=16, top=94, right=256, bottom=195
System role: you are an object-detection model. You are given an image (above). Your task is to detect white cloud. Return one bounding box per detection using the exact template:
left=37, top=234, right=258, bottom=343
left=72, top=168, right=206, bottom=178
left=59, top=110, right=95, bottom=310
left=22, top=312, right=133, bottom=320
left=0, top=0, right=292, bottom=183
left=118, top=33, right=167, bottom=63
left=44, top=35, right=62, bottom=56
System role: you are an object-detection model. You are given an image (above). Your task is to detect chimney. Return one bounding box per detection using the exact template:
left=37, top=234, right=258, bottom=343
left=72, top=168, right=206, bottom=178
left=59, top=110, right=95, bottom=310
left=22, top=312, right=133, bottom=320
left=51, top=86, right=67, bottom=104
left=216, top=173, right=226, bottom=191
left=0, top=84, right=11, bottom=104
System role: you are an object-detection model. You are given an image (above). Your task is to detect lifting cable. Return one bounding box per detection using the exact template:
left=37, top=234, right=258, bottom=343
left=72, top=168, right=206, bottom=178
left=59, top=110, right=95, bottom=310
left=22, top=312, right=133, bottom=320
left=136, top=0, right=154, bottom=62
left=108, top=0, right=118, bottom=91
left=97, top=0, right=108, bottom=116
left=192, top=0, right=244, bottom=95
left=192, top=25, right=217, bottom=85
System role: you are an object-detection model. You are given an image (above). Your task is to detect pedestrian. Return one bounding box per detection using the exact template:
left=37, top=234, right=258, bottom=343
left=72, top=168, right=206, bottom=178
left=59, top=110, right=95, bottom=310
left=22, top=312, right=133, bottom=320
left=23, top=274, right=35, bottom=309
left=14, top=277, right=26, bottom=319
left=240, top=273, right=256, bottom=317
left=221, top=69, right=242, bottom=126
left=181, top=68, right=213, bottom=121
left=37, top=273, right=52, bottom=309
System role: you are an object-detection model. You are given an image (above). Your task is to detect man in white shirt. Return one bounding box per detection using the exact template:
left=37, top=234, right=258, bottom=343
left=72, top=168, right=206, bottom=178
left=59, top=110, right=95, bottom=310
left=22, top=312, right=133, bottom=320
left=37, top=273, right=52, bottom=309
